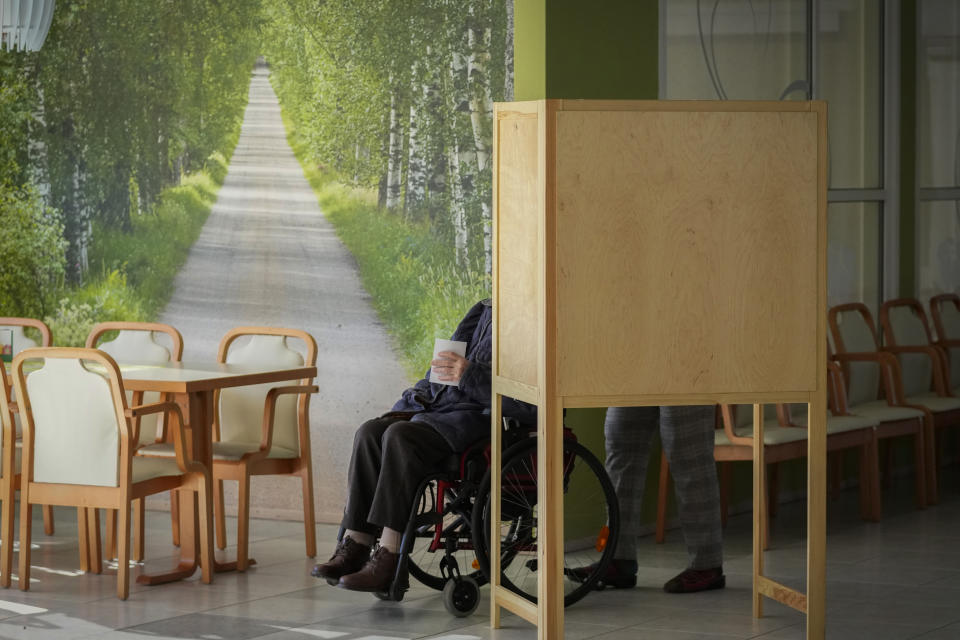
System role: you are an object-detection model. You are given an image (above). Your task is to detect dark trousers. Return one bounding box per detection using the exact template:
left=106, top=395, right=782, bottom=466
left=342, top=416, right=455, bottom=533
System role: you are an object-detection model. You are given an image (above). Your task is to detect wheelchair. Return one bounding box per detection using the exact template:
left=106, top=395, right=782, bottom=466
left=365, top=419, right=620, bottom=617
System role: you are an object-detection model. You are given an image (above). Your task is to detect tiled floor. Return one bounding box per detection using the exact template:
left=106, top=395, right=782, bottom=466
left=0, top=466, right=958, bottom=640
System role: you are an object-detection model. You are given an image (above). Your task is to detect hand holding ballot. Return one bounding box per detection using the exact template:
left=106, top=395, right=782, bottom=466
left=430, top=338, right=468, bottom=385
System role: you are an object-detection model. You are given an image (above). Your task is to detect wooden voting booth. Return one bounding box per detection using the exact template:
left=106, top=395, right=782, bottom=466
left=490, top=100, right=828, bottom=640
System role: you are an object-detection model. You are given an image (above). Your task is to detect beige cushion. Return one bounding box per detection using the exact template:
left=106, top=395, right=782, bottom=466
left=27, top=359, right=119, bottom=486
left=717, top=418, right=808, bottom=446
left=824, top=415, right=878, bottom=434
left=131, top=455, right=184, bottom=484
left=98, top=331, right=172, bottom=447
left=139, top=441, right=298, bottom=461
left=219, top=335, right=304, bottom=457
left=903, top=393, right=960, bottom=413
left=847, top=400, right=925, bottom=423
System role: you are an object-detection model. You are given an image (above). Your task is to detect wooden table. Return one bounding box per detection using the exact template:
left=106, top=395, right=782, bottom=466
left=116, top=360, right=317, bottom=585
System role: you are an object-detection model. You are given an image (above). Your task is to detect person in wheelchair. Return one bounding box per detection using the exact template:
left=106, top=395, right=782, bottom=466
left=311, top=298, right=536, bottom=592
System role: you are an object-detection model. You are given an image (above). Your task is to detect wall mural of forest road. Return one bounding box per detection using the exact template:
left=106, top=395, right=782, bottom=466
left=1, top=0, right=513, bottom=522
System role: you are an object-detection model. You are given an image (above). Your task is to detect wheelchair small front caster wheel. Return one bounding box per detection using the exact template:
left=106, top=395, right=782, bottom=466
left=372, top=590, right=392, bottom=601
left=443, top=576, right=480, bottom=617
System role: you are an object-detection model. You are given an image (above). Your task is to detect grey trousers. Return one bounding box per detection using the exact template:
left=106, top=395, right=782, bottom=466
left=342, top=417, right=454, bottom=533
left=604, top=405, right=723, bottom=570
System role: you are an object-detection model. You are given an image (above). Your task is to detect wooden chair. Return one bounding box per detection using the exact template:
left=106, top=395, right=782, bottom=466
left=11, top=347, right=214, bottom=599
left=830, top=303, right=956, bottom=504
left=145, top=327, right=319, bottom=570
left=86, top=322, right=184, bottom=562
left=0, top=317, right=55, bottom=536
left=880, top=298, right=953, bottom=396
left=0, top=356, right=20, bottom=587
left=930, top=293, right=960, bottom=396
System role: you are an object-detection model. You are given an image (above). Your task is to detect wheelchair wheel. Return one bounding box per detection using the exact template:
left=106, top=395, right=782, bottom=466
left=442, top=576, right=480, bottom=617
left=472, top=436, right=619, bottom=607
left=407, top=479, right=486, bottom=591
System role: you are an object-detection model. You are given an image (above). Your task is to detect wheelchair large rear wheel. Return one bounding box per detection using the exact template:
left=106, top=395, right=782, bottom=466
left=472, top=436, right=619, bottom=607
left=407, top=478, right=486, bottom=591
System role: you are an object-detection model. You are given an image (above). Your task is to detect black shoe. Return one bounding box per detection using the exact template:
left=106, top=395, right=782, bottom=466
left=568, top=559, right=638, bottom=589
left=663, top=567, right=725, bottom=593
left=338, top=546, right=400, bottom=592
left=311, top=536, right=371, bottom=585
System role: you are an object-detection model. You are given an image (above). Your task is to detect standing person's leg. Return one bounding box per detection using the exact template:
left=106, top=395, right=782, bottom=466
left=312, top=416, right=393, bottom=581
left=339, top=420, right=455, bottom=591
left=600, top=405, right=659, bottom=586
left=659, top=405, right=725, bottom=593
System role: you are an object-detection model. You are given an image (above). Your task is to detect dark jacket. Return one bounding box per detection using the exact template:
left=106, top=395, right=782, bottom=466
left=391, top=299, right=537, bottom=451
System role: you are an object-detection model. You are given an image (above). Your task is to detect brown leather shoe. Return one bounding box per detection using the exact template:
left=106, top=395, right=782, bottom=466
left=338, top=546, right=399, bottom=592
left=311, top=536, right=371, bottom=585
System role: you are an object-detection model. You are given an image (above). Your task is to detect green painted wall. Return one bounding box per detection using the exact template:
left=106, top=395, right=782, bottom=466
left=514, top=0, right=658, bottom=101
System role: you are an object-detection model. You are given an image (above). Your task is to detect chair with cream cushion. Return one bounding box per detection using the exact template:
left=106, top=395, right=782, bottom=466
left=215, top=328, right=318, bottom=570
left=86, top=322, right=184, bottom=562
left=830, top=303, right=955, bottom=505
left=147, top=327, right=319, bottom=570
left=930, top=293, right=960, bottom=396
left=10, top=347, right=213, bottom=600
left=0, top=317, right=55, bottom=536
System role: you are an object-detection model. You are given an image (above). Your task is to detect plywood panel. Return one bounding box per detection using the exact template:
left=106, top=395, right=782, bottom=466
left=495, top=114, right=540, bottom=387
left=554, top=109, right=820, bottom=396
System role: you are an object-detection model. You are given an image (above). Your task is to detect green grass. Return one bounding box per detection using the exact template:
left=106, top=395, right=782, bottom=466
left=283, top=123, right=489, bottom=380
left=46, top=147, right=236, bottom=346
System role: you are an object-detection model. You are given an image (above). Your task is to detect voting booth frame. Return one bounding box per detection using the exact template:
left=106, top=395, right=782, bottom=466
left=489, top=99, right=828, bottom=640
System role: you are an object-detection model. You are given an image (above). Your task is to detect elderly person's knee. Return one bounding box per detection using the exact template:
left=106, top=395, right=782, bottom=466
left=353, top=417, right=388, bottom=449
left=381, top=421, right=419, bottom=453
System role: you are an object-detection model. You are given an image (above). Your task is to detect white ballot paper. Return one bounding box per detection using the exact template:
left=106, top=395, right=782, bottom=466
left=430, top=338, right=467, bottom=385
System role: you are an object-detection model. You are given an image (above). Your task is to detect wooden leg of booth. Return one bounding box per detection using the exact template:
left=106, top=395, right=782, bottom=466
left=806, top=395, right=827, bottom=639
left=489, top=392, right=503, bottom=628
left=536, top=395, right=564, bottom=639
left=752, top=404, right=765, bottom=619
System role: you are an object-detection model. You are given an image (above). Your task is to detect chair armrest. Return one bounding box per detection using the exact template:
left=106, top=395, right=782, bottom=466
left=256, top=385, right=319, bottom=455
left=826, top=361, right=850, bottom=416
left=833, top=351, right=907, bottom=406
left=719, top=405, right=752, bottom=446
left=881, top=345, right=948, bottom=395
left=126, top=401, right=192, bottom=472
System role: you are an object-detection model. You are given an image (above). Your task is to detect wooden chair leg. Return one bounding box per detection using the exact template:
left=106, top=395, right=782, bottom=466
left=117, top=503, right=130, bottom=600
left=655, top=450, right=669, bottom=544
left=214, top=479, right=227, bottom=550
left=105, top=509, right=117, bottom=560
left=882, top=439, right=893, bottom=488
left=767, top=463, right=780, bottom=519
left=87, top=508, right=102, bottom=574
left=42, top=505, right=54, bottom=535
left=237, top=474, right=250, bottom=572
left=170, top=489, right=180, bottom=547
left=77, top=508, right=90, bottom=573
left=18, top=500, right=32, bottom=590
left=197, top=476, right=215, bottom=584
left=0, top=479, right=13, bottom=588
left=133, top=499, right=145, bottom=562
left=830, top=453, right=842, bottom=501
left=914, top=430, right=927, bottom=509
left=924, top=420, right=938, bottom=505
left=300, top=467, right=317, bottom=558
left=868, top=437, right=882, bottom=521
left=762, top=464, right=771, bottom=552
left=719, top=462, right=730, bottom=528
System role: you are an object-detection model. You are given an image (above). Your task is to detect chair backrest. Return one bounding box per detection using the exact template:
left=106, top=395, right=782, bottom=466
left=931, top=294, right=960, bottom=388
left=880, top=299, right=935, bottom=397
left=86, top=322, right=182, bottom=447
left=217, top=328, right=316, bottom=454
left=828, top=303, right=882, bottom=406
left=0, top=317, right=52, bottom=354
left=0, top=318, right=51, bottom=438
left=13, top=348, right=128, bottom=487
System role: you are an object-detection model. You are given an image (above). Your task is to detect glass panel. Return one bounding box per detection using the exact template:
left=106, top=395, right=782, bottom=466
left=919, top=0, right=960, bottom=188
left=663, top=0, right=807, bottom=100
left=828, top=202, right=881, bottom=315
left=916, top=200, right=960, bottom=300
left=818, top=0, right=882, bottom=188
